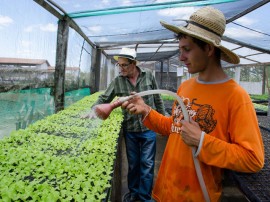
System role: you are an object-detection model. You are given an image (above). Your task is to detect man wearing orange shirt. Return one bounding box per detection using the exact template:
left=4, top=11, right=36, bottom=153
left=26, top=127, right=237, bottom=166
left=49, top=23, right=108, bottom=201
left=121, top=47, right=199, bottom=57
left=122, top=6, right=264, bottom=202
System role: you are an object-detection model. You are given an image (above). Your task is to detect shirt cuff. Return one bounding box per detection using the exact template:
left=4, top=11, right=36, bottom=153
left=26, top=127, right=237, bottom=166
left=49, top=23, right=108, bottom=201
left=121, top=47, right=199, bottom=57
left=141, top=107, right=152, bottom=122
left=194, top=131, right=206, bottom=157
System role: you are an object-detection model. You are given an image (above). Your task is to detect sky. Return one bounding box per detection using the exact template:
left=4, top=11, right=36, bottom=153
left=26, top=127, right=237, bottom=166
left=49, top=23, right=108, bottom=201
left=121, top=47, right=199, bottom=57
left=0, top=0, right=270, bottom=69
left=0, top=0, right=58, bottom=65
left=0, top=0, right=89, bottom=70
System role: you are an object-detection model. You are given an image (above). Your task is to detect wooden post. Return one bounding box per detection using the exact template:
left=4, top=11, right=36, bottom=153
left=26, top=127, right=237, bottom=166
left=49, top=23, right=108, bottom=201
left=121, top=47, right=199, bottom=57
left=54, top=18, right=69, bottom=113
left=90, top=48, right=101, bottom=93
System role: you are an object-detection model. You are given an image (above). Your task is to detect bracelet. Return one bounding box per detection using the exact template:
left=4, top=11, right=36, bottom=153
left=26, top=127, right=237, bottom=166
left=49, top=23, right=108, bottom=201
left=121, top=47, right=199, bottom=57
left=194, top=131, right=206, bottom=157
left=142, top=106, right=152, bottom=122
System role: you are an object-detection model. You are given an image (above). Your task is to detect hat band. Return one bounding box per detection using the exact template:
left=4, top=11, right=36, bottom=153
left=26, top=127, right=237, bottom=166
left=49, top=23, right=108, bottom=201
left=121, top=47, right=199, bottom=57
left=188, top=21, right=221, bottom=37
left=117, top=54, right=136, bottom=60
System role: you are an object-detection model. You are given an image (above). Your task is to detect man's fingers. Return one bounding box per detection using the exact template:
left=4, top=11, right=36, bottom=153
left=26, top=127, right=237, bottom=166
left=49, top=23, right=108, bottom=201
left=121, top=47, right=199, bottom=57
left=121, top=100, right=130, bottom=109
left=126, top=103, right=135, bottom=111
left=130, top=106, right=137, bottom=113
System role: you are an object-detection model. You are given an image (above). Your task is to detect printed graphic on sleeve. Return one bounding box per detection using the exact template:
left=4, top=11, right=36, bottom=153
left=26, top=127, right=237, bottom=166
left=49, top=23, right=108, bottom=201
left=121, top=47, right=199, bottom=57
left=171, top=97, right=217, bottom=134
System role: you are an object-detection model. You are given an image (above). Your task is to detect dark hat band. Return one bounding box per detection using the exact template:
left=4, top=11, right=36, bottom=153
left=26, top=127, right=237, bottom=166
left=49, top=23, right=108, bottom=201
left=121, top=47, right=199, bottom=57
left=116, top=54, right=136, bottom=60
left=188, top=21, right=222, bottom=37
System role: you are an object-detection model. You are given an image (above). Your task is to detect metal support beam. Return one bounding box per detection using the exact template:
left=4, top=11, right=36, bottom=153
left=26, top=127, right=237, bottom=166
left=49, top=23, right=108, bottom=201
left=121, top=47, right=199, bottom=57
left=90, top=48, right=102, bottom=93
left=234, top=66, right=241, bottom=84
left=69, top=0, right=236, bottom=18
left=222, top=36, right=270, bottom=54
left=167, top=59, right=170, bottom=88
left=160, top=61, right=164, bottom=88
left=262, top=66, right=266, bottom=94
left=227, top=0, right=270, bottom=23
left=54, top=19, right=69, bottom=113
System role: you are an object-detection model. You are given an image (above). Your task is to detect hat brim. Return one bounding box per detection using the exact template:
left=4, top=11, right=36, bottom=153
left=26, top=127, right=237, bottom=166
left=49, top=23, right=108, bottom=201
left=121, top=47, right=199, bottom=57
left=160, top=21, right=240, bottom=64
left=113, top=54, right=136, bottom=61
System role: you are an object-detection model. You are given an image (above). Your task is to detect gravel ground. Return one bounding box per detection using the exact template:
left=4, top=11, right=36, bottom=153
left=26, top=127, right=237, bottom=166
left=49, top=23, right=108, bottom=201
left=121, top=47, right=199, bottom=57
left=257, top=115, right=270, bottom=129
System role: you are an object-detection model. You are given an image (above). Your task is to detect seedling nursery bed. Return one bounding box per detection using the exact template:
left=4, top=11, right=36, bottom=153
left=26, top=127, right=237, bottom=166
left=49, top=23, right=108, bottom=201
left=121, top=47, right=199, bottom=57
left=231, top=116, right=270, bottom=202
left=0, top=93, right=124, bottom=201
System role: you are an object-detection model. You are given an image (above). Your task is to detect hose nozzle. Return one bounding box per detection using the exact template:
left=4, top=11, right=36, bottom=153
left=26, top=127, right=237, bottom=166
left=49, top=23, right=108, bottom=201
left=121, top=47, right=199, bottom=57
left=94, top=96, right=131, bottom=120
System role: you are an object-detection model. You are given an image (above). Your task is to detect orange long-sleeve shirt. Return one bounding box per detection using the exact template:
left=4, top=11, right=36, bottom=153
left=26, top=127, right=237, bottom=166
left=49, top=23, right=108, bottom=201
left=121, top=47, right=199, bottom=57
left=144, top=78, right=264, bottom=202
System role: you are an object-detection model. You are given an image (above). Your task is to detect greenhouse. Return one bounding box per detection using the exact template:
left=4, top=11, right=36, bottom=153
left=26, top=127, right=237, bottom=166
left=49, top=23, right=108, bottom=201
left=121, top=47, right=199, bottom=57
left=0, top=0, right=270, bottom=201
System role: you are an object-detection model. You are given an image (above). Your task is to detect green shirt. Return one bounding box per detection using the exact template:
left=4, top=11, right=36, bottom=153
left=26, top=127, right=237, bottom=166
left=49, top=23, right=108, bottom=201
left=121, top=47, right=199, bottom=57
left=94, top=66, right=165, bottom=132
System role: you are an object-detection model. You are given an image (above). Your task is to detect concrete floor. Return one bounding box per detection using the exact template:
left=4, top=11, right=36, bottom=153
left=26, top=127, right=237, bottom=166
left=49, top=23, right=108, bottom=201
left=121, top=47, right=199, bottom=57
left=120, top=134, right=249, bottom=202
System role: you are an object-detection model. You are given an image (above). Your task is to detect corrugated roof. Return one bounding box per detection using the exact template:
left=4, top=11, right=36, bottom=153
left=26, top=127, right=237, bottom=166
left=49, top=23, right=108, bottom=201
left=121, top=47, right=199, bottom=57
left=0, top=57, right=50, bottom=66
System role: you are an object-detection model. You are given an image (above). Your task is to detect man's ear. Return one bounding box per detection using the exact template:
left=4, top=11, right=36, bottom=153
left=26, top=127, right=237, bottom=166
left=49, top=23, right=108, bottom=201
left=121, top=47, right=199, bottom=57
left=206, top=44, right=215, bottom=57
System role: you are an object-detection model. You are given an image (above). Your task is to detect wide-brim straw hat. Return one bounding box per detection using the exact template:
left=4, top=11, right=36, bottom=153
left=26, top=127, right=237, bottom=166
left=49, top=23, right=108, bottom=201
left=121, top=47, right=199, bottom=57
left=160, top=6, right=240, bottom=64
left=113, top=47, right=137, bottom=61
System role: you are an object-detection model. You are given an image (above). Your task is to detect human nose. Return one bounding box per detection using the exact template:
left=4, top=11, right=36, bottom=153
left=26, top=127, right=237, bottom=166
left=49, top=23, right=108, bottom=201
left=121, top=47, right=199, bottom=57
left=179, top=51, right=185, bottom=62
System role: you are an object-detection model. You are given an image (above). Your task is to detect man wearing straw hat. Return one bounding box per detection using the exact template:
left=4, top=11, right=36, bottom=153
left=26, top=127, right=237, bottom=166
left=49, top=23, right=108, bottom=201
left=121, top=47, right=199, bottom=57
left=85, top=47, right=165, bottom=202
left=122, top=6, right=264, bottom=202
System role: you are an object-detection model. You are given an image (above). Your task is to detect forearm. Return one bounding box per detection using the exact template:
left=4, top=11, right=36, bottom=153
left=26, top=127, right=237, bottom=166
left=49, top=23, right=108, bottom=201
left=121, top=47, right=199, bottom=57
left=93, top=88, right=115, bottom=107
left=198, top=134, right=264, bottom=172
left=143, top=109, right=172, bottom=136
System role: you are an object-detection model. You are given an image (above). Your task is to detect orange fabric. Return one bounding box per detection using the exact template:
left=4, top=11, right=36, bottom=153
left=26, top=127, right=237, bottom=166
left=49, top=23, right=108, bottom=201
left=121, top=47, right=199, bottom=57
left=143, top=78, right=264, bottom=202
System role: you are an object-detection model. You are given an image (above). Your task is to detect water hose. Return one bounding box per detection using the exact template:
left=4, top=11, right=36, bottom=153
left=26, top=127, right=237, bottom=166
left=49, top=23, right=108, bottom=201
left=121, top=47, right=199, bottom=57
left=135, top=90, right=210, bottom=202
left=94, top=89, right=210, bottom=201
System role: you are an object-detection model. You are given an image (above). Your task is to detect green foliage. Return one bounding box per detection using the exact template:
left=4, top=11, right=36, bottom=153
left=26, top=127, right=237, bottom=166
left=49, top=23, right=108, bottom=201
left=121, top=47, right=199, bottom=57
left=250, top=94, right=269, bottom=101
left=161, top=95, right=175, bottom=101
left=0, top=92, right=124, bottom=201
left=253, top=103, right=268, bottom=112
left=240, top=66, right=264, bottom=82
left=250, top=94, right=269, bottom=112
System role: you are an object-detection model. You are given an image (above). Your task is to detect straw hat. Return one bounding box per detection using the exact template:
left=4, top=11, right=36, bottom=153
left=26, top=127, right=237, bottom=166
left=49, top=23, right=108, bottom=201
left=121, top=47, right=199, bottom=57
left=113, top=47, right=137, bottom=61
left=160, top=6, right=240, bottom=64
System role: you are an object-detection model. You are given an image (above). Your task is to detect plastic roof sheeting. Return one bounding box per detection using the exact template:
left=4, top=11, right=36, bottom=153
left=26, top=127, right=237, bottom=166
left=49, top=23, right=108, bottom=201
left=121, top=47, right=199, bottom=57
left=38, top=0, right=270, bottom=65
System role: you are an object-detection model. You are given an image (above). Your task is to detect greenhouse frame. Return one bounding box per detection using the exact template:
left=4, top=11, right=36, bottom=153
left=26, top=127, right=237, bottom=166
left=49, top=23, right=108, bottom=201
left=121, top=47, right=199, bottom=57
left=0, top=0, right=270, bottom=201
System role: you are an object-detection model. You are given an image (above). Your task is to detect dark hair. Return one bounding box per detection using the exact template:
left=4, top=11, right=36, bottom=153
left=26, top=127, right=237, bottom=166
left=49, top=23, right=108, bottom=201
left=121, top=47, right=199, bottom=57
left=127, top=58, right=136, bottom=64
left=176, top=33, right=221, bottom=59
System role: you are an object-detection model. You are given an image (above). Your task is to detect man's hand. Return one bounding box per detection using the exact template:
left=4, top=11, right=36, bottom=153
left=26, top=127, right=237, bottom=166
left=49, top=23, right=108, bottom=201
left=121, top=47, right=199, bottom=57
left=180, top=118, right=202, bottom=147
left=121, top=95, right=150, bottom=117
